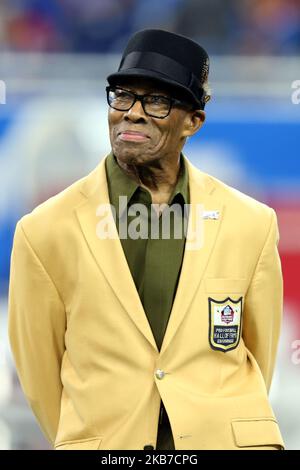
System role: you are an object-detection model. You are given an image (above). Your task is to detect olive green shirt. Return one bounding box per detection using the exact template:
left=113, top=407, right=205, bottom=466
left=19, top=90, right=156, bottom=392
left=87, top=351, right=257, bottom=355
left=105, top=151, right=189, bottom=352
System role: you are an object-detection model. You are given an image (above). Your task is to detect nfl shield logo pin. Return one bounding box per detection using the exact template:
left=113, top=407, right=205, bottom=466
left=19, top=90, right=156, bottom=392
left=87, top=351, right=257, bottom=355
left=208, top=297, right=243, bottom=352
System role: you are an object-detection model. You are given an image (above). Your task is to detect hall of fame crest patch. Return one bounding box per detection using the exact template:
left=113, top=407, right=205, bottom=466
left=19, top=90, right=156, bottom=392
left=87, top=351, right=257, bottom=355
left=208, top=297, right=243, bottom=352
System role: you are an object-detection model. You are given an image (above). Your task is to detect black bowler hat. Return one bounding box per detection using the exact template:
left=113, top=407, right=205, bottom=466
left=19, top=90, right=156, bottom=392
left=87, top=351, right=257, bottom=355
left=107, top=29, right=210, bottom=110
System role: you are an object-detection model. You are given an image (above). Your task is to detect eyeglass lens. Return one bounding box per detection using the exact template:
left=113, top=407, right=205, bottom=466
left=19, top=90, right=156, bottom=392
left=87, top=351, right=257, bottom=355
left=108, top=88, right=171, bottom=118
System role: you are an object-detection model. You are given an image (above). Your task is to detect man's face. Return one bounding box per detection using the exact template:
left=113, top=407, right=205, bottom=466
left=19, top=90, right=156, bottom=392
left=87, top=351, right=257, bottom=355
left=107, top=77, right=204, bottom=167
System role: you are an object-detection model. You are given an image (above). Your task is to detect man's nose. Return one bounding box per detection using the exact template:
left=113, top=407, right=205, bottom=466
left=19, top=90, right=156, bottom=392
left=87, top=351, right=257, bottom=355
left=124, top=99, right=147, bottom=121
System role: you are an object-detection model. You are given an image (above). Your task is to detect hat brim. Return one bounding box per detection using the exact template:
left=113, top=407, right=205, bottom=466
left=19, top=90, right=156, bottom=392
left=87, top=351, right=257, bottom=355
left=106, top=68, right=202, bottom=108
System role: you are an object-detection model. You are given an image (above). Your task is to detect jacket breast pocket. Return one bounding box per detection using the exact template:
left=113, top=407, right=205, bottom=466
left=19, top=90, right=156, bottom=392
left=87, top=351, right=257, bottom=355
left=55, top=437, right=103, bottom=450
left=231, top=418, right=285, bottom=450
left=204, top=278, right=248, bottom=353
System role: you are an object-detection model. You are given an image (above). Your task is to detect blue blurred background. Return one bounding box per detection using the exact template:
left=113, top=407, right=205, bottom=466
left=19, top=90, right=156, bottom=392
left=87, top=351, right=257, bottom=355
left=0, top=0, right=299, bottom=450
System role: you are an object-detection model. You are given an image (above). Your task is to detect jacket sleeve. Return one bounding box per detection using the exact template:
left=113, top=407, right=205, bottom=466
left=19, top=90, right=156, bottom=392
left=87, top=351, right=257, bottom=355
left=8, top=220, right=66, bottom=445
left=242, top=208, right=283, bottom=394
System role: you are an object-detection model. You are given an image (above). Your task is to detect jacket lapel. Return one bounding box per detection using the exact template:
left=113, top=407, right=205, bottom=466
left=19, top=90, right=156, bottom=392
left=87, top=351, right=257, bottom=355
left=76, top=156, right=158, bottom=352
left=160, top=157, right=225, bottom=356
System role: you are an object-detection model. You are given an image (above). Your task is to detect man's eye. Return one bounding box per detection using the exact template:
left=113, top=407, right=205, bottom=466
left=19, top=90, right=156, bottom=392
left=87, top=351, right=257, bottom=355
left=147, top=96, right=169, bottom=105
left=114, top=90, right=132, bottom=100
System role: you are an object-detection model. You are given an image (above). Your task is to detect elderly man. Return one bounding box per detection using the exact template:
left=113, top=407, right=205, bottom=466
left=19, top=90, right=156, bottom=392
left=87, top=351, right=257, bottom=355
left=8, top=29, right=285, bottom=450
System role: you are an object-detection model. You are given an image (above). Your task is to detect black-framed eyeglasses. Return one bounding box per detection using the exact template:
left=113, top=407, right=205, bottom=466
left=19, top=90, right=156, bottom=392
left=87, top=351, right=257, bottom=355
left=106, top=85, right=191, bottom=119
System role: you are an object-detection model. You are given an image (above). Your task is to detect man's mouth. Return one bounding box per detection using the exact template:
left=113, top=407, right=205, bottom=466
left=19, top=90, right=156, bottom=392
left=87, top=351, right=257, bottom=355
left=118, top=131, right=149, bottom=142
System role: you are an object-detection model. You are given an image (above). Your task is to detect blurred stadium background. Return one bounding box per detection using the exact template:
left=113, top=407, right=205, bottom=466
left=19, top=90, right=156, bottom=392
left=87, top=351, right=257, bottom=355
left=0, top=0, right=300, bottom=450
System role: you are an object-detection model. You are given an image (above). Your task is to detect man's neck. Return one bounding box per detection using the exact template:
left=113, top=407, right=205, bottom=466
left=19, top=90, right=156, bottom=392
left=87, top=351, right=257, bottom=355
left=115, top=154, right=181, bottom=203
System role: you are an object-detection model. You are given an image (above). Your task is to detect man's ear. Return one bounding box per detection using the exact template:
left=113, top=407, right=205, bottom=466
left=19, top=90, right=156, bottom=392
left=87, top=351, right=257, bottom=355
left=182, top=110, right=206, bottom=138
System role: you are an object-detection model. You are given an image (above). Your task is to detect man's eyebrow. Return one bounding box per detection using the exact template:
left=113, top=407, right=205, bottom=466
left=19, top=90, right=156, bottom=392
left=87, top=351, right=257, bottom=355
left=149, top=90, right=170, bottom=96
left=118, top=85, right=170, bottom=96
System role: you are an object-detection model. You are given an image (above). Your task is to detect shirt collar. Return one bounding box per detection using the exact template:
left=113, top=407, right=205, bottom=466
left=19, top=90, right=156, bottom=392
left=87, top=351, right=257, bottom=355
left=105, top=151, right=189, bottom=218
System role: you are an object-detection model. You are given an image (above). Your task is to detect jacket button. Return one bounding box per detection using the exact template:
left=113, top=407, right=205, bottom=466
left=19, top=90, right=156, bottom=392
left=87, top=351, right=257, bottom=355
left=144, top=445, right=154, bottom=450
left=155, top=369, right=165, bottom=380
